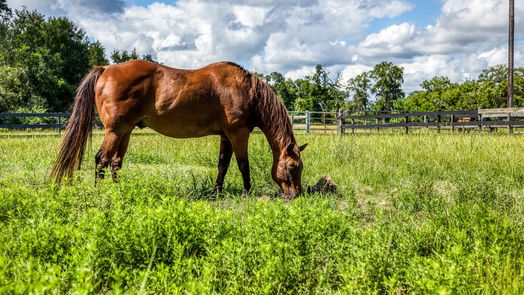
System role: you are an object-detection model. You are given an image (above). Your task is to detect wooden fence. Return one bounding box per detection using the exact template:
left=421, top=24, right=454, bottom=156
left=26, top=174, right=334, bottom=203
left=0, top=113, right=69, bottom=133
left=2, top=108, right=524, bottom=134
left=288, top=111, right=339, bottom=133
left=339, top=108, right=524, bottom=134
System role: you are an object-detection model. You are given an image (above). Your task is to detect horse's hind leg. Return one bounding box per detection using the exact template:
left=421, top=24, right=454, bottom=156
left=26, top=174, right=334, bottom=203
left=110, top=131, right=132, bottom=182
left=95, top=148, right=103, bottom=181
left=95, top=129, right=129, bottom=182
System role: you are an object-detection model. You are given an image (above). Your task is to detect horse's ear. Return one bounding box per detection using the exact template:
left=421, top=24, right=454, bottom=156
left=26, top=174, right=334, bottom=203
left=286, top=143, right=300, bottom=159
left=299, top=143, right=307, bottom=152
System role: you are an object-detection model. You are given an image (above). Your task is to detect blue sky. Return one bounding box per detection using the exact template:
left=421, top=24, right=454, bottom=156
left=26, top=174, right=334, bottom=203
left=7, top=0, right=524, bottom=91
left=369, top=0, right=441, bottom=33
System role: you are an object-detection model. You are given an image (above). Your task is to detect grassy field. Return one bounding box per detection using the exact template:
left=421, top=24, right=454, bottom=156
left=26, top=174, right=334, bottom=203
left=1, top=130, right=524, bottom=294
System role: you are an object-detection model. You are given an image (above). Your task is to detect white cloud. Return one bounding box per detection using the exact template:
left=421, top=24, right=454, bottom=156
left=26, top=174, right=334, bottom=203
left=340, top=64, right=372, bottom=82
left=284, top=66, right=317, bottom=80
left=368, top=0, right=413, bottom=18
left=358, top=22, right=416, bottom=58
left=478, top=48, right=508, bottom=67
left=6, top=0, right=524, bottom=93
left=338, top=0, right=524, bottom=92
left=233, top=5, right=269, bottom=27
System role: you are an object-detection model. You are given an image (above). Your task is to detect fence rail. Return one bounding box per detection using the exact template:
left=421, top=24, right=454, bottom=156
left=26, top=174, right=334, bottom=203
left=0, top=113, right=69, bottom=132
left=2, top=108, right=524, bottom=134
left=340, top=108, right=524, bottom=134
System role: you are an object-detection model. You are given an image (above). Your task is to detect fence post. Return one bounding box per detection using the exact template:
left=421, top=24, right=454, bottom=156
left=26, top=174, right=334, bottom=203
left=351, top=118, right=355, bottom=134
left=337, top=109, right=344, bottom=135
left=322, top=113, right=327, bottom=133
left=451, top=114, right=455, bottom=133
left=305, top=111, right=310, bottom=134
left=507, top=113, right=513, bottom=133
left=478, top=114, right=483, bottom=132
left=437, top=115, right=441, bottom=133
left=404, top=116, right=409, bottom=134
left=57, top=115, right=61, bottom=135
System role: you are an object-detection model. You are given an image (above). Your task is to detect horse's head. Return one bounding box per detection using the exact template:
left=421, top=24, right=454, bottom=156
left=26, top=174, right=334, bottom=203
left=273, top=143, right=307, bottom=198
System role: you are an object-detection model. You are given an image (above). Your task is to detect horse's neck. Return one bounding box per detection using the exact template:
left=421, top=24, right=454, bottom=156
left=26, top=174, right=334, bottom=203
left=251, top=78, right=295, bottom=160
left=259, top=121, right=294, bottom=161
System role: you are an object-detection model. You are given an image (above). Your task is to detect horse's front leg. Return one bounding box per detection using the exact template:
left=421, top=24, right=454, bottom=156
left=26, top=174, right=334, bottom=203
left=228, top=128, right=251, bottom=194
left=214, top=135, right=233, bottom=193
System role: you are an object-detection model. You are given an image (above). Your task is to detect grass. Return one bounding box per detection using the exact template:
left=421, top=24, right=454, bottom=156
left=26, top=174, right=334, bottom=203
left=0, top=130, right=524, bottom=294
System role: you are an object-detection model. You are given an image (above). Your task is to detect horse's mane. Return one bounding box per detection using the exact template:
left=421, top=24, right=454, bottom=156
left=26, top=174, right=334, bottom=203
left=249, top=75, right=295, bottom=147
left=222, top=62, right=295, bottom=148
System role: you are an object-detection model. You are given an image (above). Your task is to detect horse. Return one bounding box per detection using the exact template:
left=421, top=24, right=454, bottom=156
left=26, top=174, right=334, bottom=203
left=51, top=60, right=307, bottom=198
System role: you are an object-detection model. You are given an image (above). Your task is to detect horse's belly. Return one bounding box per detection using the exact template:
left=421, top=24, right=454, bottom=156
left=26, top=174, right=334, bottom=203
left=143, top=113, right=221, bottom=138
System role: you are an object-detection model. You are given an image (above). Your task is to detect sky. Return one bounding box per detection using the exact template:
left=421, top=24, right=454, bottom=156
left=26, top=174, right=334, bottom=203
left=6, top=0, right=524, bottom=92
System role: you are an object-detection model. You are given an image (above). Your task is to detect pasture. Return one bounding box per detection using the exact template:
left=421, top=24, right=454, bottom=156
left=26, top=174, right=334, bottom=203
left=1, top=131, right=523, bottom=294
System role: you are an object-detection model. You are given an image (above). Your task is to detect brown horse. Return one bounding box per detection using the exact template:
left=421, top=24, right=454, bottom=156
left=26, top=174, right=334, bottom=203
left=51, top=60, right=306, bottom=197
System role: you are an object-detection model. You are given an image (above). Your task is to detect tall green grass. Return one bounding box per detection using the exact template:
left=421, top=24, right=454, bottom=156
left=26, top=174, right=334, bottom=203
left=0, top=131, right=523, bottom=293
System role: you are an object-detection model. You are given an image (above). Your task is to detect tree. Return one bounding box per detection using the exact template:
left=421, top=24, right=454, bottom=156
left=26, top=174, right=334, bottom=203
left=141, top=54, right=155, bottom=62
left=110, top=48, right=156, bottom=64
left=346, top=72, right=371, bottom=110
left=292, top=65, right=346, bottom=111
left=369, top=61, right=404, bottom=111
left=0, top=8, right=92, bottom=112
left=395, top=65, right=524, bottom=112
left=0, top=0, right=11, bottom=63
left=263, top=71, right=298, bottom=109
left=292, top=78, right=317, bottom=111
left=45, top=16, right=89, bottom=87
left=0, top=0, right=11, bottom=20
left=420, top=76, right=453, bottom=92
left=261, top=64, right=347, bottom=112
left=476, top=65, right=510, bottom=108
left=111, top=48, right=139, bottom=63
left=88, top=40, right=109, bottom=67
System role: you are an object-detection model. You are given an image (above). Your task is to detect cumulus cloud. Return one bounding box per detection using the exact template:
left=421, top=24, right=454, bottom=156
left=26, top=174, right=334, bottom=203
left=6, top=0, right=524, bottom=92
left=31, top=0, right=412, bottom=71
left=347, top=0, right=524, bottom=91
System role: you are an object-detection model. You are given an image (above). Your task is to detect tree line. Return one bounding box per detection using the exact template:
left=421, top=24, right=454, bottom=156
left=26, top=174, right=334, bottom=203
left=260, top=63, right=524, bottom=113
left=0, top=1, right=522, bottom=114
left=0, top=1, right=152, bottom=113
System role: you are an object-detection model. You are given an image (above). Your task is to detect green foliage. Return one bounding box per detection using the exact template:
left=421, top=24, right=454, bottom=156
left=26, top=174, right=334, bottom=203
left=0, top=131, right=523, bottom=293
left=396, top=65, right=524, bottom=112
left=111, top=48, right=140, bottom=63
left=262, top=64, right=347, bottom=112
left=111, top=48, right=156, bottom=64
left=0, top=3, right=157, bottom=114
left=88, top=40, right=109, bottom=67
left=0, top=7, right=92, bottom=112
left=369, top=62, right=405, bottom=111
left=0, top=0, right=11, bottom=20
left=345, top=62, right=405, bottom=111
left=346, top=72, right=371, bottom=110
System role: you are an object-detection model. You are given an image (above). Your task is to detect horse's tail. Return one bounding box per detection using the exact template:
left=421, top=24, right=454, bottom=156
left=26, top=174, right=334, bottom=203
left=51, top=66, right=105, bottom=183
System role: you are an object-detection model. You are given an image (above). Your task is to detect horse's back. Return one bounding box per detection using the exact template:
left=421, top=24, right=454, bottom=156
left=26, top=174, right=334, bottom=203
left=95, top=60, right=255, bottom=137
